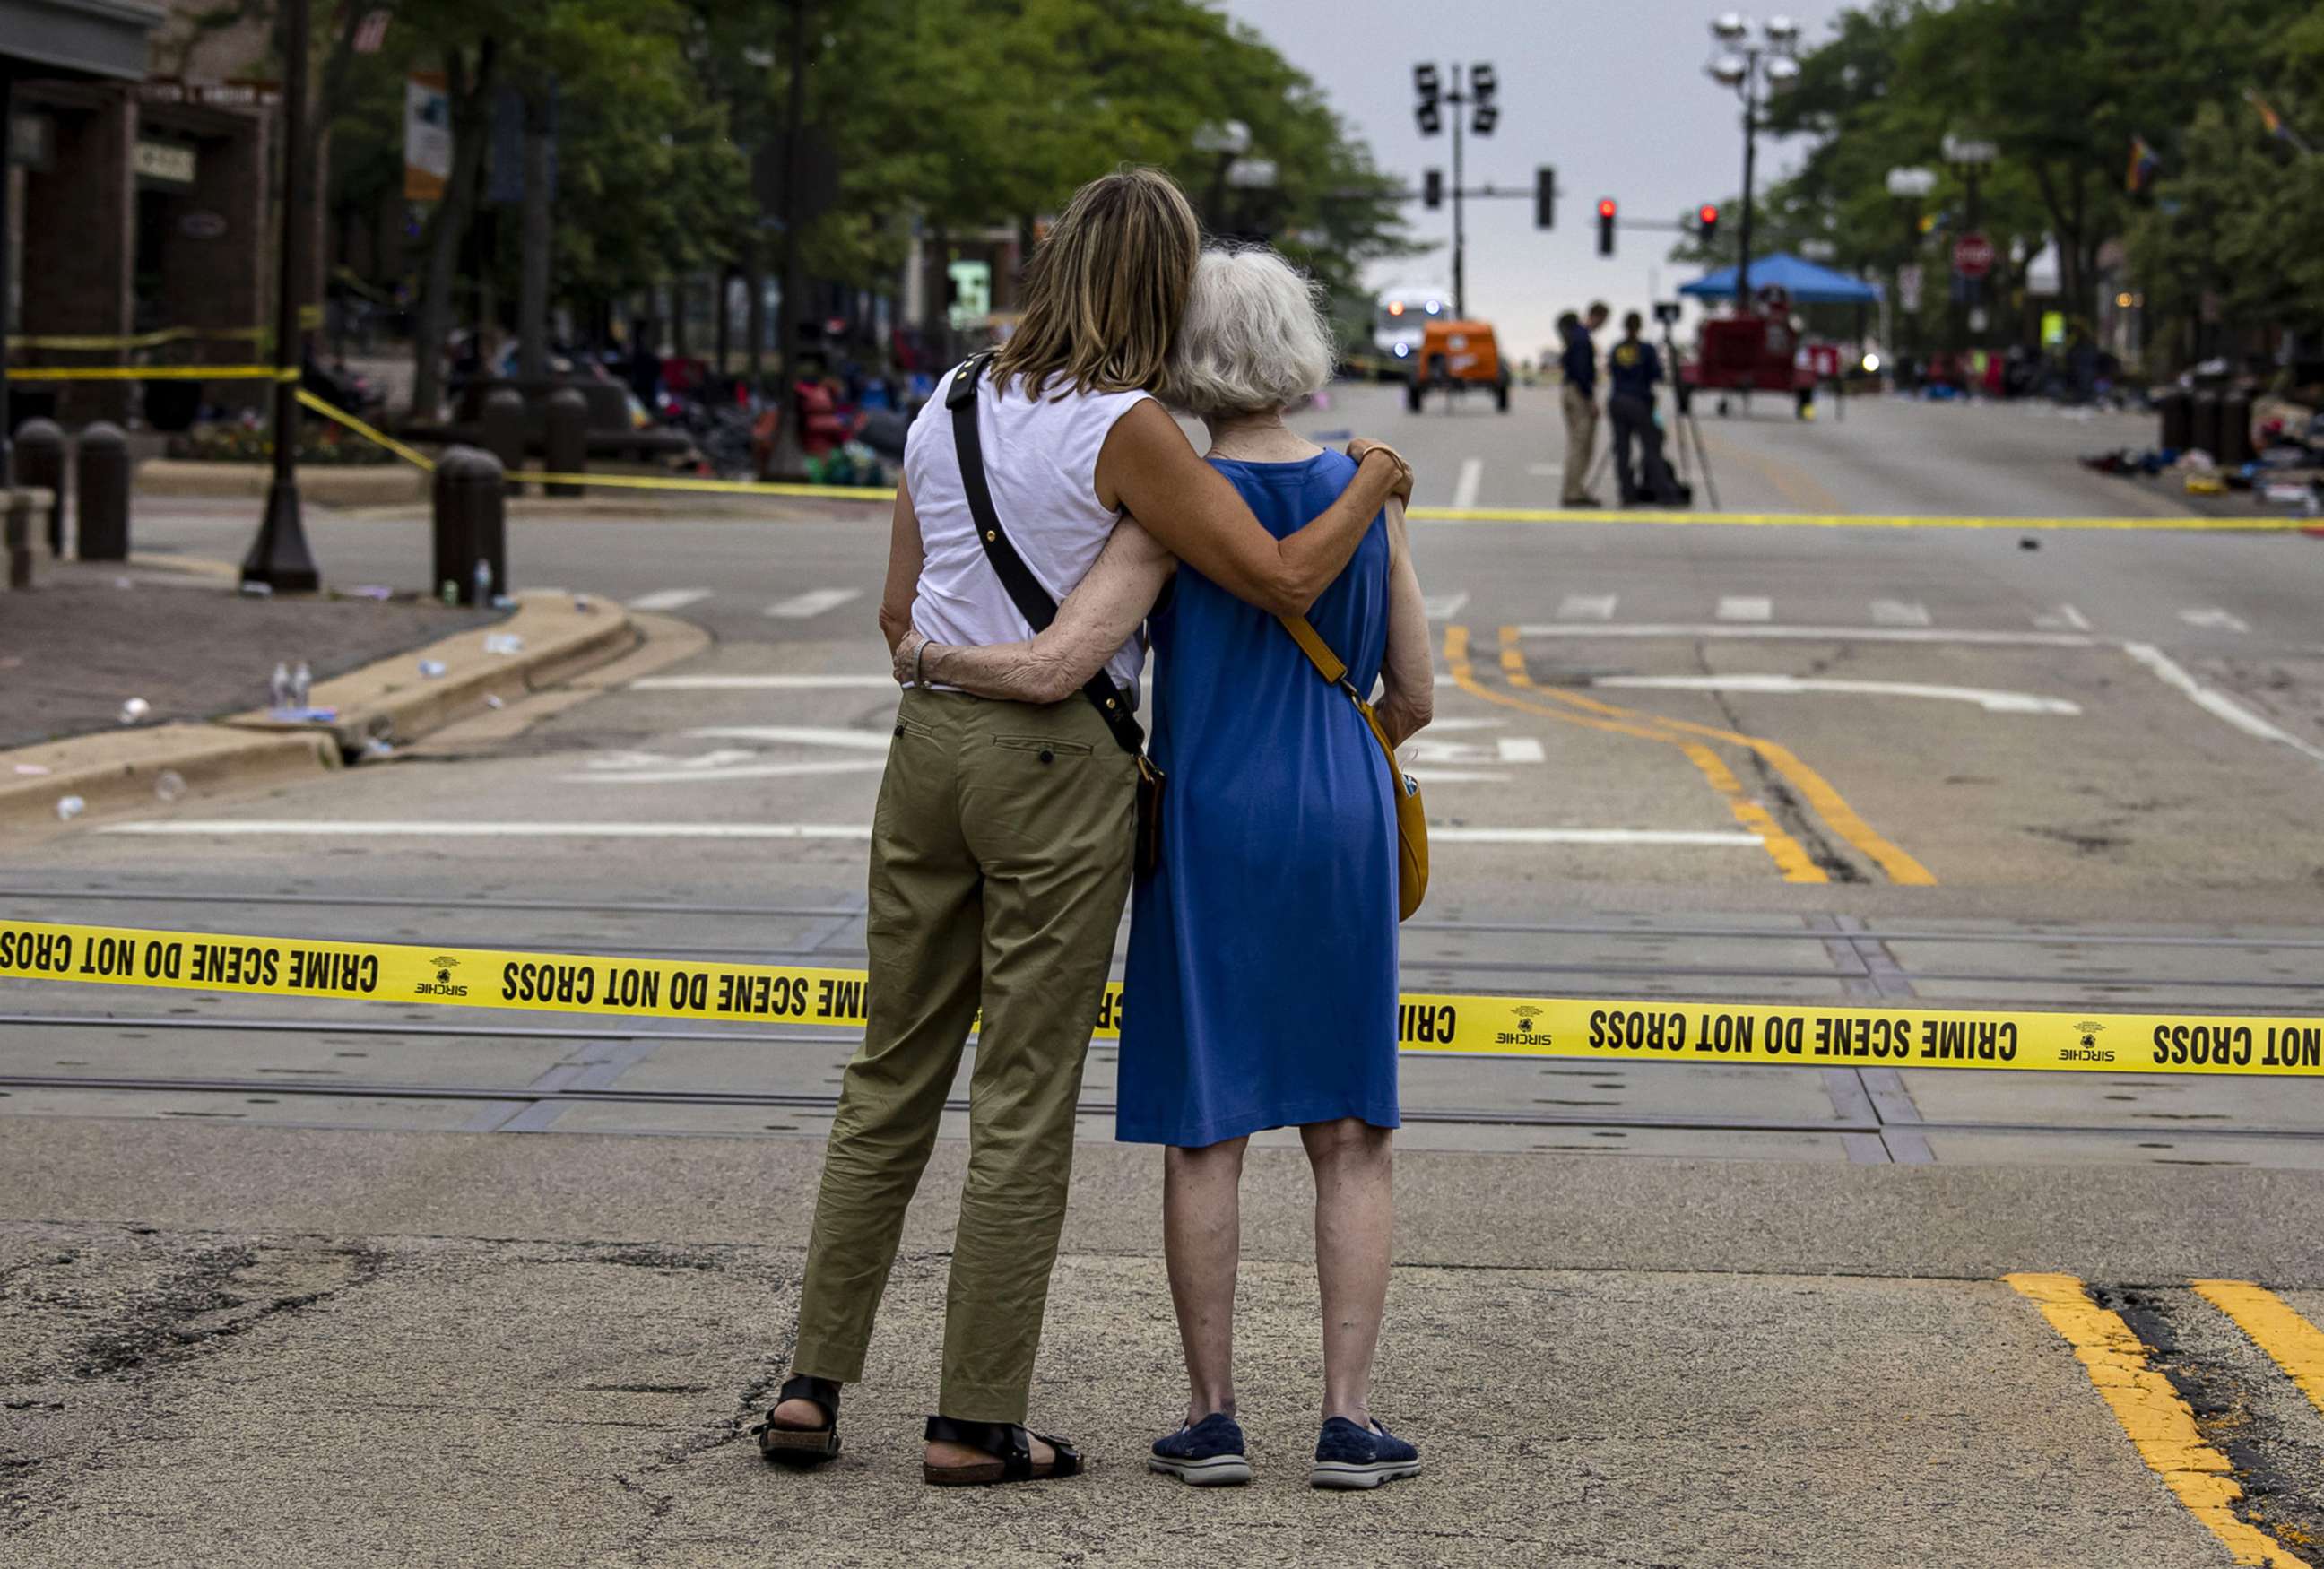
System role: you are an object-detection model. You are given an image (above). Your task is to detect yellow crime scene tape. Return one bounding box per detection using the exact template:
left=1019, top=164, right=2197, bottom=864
left=4, top=364, right=298, bottom=382
left=4, top=918, right=2320, bottom=1078
left=5, top=326, right=269, bottom=352
left=12, top=364, right=2303, bottom=529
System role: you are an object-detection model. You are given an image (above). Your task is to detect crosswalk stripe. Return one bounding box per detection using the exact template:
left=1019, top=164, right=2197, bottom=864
left=1452, top=456, right=1484, bottom=509
left=2178, top=607, right=2251, bottom=633
left=1716, top=595, right=1772, bottom=622
left=1869, top=599, right=1932, bottom=627
left=627, top=588, right=713, bottom=612
left=1422, top=592, right=1472, bottom=621
left=1557, top=594, right=1617, bottom=620
left=767, top=588, right=863, bottom=620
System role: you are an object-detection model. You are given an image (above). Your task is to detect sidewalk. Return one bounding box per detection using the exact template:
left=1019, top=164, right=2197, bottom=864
left=0, top=559, right=637, bottom=833
left=0, top=558, right=493, bottom=751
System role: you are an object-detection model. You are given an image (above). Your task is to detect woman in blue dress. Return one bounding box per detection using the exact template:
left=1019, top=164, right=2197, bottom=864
left=902, top=247, right=1435, bottom=1489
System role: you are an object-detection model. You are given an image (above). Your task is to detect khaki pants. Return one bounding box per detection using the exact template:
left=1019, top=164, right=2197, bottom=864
left=1561, top=383, right=1600, bottom=503
left=789, top=686, right=1134, bottom=1424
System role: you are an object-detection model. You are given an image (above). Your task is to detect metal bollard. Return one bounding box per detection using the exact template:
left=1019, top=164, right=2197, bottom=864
left=2190, top=390, right=2224, bottom=463
left=4, top=489, right=32, bottom=590
left=2221, top=390, right=2255, bottom=469
left=430, top=445, right=478, bottom=602
left=479, top=386, right=527, bottom=497
left=435, top=447, right=508, bottom=605
left=74, top=421, right=132, bottom=561
left=2155, top=388, right=2190, bottom=454
left=13, top=418, right=65, bottom=554
left=542, top=386, right=588, bottom=498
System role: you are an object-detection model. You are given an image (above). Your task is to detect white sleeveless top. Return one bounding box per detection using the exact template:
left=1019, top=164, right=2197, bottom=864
left=904, top=361, right=1151, bottom=698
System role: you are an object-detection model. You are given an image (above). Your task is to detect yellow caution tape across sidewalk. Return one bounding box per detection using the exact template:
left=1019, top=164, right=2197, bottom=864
left=4, top=364, right=297, bottom=383
left=294, top=388, right=438, bottom=472
left=5, top=325, right=269, bottom=352
left=4, top=918, right=2320, bottom=1077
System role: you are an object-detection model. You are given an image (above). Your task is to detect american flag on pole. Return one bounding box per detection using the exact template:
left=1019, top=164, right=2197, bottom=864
left=352, top=8, right=392, bottom=55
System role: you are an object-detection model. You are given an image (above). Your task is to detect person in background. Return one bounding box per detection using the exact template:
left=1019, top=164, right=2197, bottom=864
left=1559, top=301, right=1609, bottom=507
left=1606, top=311, right=1668, bottom=506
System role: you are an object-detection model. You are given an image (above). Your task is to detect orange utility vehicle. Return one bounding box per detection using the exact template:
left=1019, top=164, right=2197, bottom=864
left=1406, top=318, right=1512, bottom=412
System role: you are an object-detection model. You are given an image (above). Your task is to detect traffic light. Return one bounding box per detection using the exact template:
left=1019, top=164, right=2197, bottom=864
left=1470, top=62, right=1497, bottom=135
left=1413, top=64, right=1442, bottom=136
left=1597, top=197, right=1617, bottom=256
left=1423, top=169, right=1444, bottom=210
left=1697, top=204, right=1719, bottom=245
left=1534, top=166, right=1557, bottom=230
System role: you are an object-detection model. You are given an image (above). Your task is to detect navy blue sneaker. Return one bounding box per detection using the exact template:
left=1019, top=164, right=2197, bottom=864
left=1310, top=1416, right=1421, bottom=1489
left=1149, top=1411, right=1252, bottom=1487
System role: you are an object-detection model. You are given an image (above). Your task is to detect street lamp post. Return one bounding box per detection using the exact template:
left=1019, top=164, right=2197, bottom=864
left=1704, top=13, right=1799, bottom=310
left=1412, top=62, right=1496, bottom=321
left=239, top=0, right=320, bottom=592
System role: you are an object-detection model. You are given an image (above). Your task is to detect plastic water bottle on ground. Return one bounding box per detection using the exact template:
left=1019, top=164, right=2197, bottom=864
left=55, top=795, right=84, bottom=821
left=473, top=559, right=494, bottom=606
left=270, top=662, right=293, bottom=711
left=290, top=662, right=312, bottom=708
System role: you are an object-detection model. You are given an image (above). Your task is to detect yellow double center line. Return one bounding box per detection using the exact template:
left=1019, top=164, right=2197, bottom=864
left=1442, top=625, right=1935, bottom=886
left=2011, top=1273, right=2319, bottom=1568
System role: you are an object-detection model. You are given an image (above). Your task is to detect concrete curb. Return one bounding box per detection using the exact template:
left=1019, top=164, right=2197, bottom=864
left=0, top=724, right=340, bottom=835
left=221, top=592, right=638, bottom=753
left=0, top=594, right=636, bottom=840
left=135, top=459, right=428, bottom=507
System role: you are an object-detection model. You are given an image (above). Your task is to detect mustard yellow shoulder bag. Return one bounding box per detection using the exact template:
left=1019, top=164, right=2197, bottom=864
left=1276, top=614, right=1430, bottom=921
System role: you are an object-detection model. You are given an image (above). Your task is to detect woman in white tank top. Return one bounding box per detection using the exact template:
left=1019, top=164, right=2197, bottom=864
left=759, top=168, right=1411, bottom=1488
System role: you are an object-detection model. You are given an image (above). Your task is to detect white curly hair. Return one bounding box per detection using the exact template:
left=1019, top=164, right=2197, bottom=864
left=1158, top=246, right=1337, bottom=420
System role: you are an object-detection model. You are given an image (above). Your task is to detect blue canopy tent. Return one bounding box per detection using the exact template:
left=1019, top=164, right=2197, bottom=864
left=1679, top=253, right=1881, bottom=306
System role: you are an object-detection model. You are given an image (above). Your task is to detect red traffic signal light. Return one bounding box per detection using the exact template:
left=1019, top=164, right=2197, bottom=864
left=1698, top=204, right=1720, bottom=244
left=1597, top=198, right=1617, bottom=219
left=1596, top=198, right=1617, bottom=256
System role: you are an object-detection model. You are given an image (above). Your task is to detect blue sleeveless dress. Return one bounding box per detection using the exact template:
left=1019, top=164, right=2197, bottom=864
left=1115, top=451, right=1400, bottom=1148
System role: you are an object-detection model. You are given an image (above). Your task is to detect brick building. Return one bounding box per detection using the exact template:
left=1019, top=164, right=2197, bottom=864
left=5, top=0, right=282, bottom=428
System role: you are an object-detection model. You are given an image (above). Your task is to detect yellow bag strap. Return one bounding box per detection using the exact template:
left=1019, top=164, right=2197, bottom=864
left=1277, top=613, right=1349, bottom=689
left=1278, top=614, right=1399, bottom=758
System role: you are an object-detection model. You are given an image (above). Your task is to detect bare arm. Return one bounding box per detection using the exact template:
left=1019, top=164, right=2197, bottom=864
left=1374, top=496, right=1435, bottom=749
left=895, top=521, right=1175, bottom=703
left=1093, top=400, right=1410, bottom=619
left=876, top=474, right=923, bottom=654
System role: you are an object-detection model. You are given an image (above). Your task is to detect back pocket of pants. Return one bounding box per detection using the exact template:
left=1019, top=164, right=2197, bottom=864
left=991, top=735, right=1094, bottom=758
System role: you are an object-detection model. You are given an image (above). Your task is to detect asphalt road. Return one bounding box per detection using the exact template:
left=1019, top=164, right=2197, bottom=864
left=4, top=383, right=2323, bottom=1565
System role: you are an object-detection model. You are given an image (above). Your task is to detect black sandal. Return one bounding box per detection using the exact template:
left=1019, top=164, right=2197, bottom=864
left=920, top=1415, right=1085, bottom=1487
left=753, top=1374, right=842, bottom=1468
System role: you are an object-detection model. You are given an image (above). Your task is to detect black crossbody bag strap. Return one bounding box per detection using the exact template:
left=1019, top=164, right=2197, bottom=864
left=945, top=355, right=1145, bottom=756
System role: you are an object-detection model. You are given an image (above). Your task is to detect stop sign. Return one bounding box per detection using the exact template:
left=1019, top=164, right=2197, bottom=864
left=1953, top=232, right=1995, bottom=279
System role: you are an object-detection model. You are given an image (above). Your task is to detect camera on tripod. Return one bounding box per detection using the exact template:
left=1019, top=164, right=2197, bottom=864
left=1652, top=299, right=1683, bottom=327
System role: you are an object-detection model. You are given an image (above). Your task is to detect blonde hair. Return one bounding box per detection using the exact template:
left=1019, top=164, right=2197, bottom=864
left=1161, top=247, right=1337, bottom=420
left=990, top=168, right=1202, bottom=400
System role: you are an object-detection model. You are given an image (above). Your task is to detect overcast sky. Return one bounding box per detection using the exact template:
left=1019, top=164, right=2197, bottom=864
left=1218, top=0, right=1855, bottom=359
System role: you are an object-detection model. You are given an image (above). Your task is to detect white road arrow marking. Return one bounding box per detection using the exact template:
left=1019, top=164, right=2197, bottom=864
left=1557, top=594, right=1617, bottom=620
left=629, top=675, right=897, bottom=691
left=562, top=759, right=889, bottom=784
left=767, top=588, right=863, bottom=619
left=687, top=725, right=893, bottom=750
left=2178, top=607, right=2251, bottom=633
left=1717, top=596, right=1773, bottom=622
left=2123, top=643, right=2324, bottom=768
left=1593, top=674, right=2080, bottom=715
left=2034, top=603, right=2091, bottom=631
left=628, top=588, right=713, bottom=611
left=1422, top=592, right=1471, bottom=621
left=1869, top=599, right=1933, bottom=627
